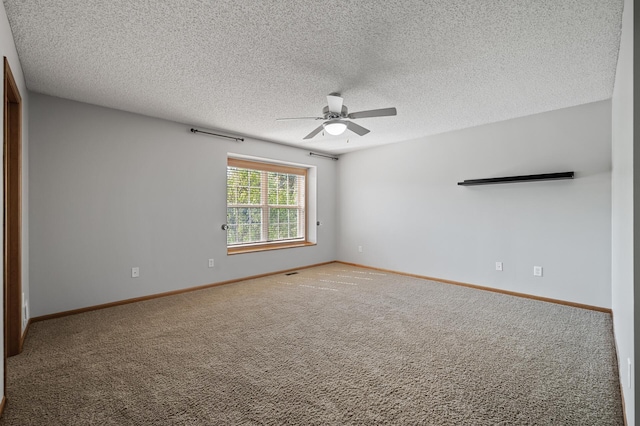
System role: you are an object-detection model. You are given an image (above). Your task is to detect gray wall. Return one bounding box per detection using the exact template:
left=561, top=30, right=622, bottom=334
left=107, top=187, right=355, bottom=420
left=337, top=101, right=612, bottom=308
left=611, top=0, right=636, bottom=422
left=1, top=0, right=30, bottom=401
left=29, top=93, right=337, bottom=317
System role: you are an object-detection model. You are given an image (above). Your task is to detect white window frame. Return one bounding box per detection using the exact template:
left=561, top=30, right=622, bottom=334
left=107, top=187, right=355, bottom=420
left=226, top=157, right=311, bottom=254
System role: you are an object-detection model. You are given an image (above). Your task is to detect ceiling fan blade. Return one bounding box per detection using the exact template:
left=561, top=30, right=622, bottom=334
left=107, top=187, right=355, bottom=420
left=346, top=121, right=370, bottom=136
left=327, top=94, right=344, bottom=114
left=303, top=125, right=325, bottom=140
left=348, top=107, right=397, bottom=119
left=276, top=116, right=323, bottom=121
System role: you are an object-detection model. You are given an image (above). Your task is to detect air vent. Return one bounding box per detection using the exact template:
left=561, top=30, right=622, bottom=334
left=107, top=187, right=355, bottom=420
left=285, top=272, right=299, bottom=276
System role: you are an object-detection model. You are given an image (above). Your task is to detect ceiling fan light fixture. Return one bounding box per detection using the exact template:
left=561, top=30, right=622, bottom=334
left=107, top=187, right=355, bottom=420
left=323, top=120, right=348, bottom=136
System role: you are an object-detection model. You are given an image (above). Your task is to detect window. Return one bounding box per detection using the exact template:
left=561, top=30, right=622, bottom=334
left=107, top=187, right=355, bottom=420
left=226, top=157, right=309, bottom=253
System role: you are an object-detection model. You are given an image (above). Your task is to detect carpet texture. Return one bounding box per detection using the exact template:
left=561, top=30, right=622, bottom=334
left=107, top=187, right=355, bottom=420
left=1, top=263, right=623, bottom=425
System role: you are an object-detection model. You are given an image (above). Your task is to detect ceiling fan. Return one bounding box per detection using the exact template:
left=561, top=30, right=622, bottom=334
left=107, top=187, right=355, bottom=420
left=276, top=93, right=397, bottom=140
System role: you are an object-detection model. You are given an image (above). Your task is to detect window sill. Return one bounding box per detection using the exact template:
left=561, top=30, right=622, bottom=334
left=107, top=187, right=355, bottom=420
left=227, top=241, right=316, bottom=255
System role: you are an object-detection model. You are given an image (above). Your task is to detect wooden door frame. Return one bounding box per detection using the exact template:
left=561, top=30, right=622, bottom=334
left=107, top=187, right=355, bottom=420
left=3, top=57, right=22, bottom=366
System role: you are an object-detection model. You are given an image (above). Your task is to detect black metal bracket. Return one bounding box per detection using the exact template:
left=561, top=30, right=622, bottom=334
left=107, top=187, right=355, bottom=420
left=458, top=171, right=574, bottom=186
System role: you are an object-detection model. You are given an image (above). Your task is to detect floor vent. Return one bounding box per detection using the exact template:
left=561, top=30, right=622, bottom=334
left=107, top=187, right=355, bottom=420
left=285, top=272, right=299, bottom=276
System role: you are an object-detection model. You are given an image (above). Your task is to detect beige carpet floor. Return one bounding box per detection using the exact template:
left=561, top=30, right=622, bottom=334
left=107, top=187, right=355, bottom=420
left=0, top=263, right=624, bottom=425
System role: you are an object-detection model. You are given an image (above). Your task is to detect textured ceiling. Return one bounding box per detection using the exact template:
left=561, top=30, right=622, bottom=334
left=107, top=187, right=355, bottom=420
left=3, top=0, right=624, bottom=154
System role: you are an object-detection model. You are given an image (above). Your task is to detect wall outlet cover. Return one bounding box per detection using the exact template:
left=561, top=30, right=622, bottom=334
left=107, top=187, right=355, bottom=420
left=533, top=266, right=543, bottom=277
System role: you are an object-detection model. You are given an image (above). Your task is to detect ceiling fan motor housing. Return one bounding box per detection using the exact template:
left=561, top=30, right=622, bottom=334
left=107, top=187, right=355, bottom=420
left=322, top=105, right=348, bottom=119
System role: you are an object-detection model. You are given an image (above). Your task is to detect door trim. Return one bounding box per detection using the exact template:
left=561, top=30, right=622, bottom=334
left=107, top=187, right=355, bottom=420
left=3, top=57, right=23, bottom=366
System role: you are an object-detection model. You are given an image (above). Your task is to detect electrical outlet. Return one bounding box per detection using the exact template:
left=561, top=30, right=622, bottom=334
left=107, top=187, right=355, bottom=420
left=208, top=258, right=215, bottom=268
left=533, top=266, right=543, bottom=277
left=495, top=262, right=503, bottom=271
left=358, top=245, right=363, bottom=253
left=131, top=267, right=140, bottom=278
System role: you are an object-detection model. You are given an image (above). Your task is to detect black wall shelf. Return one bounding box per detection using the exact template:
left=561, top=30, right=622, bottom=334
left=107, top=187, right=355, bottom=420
left=457, top=171, right=574, bottom=186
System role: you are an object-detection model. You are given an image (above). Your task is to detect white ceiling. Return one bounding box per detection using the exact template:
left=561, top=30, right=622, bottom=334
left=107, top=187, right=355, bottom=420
left=3, top=0, right=624, bottom=154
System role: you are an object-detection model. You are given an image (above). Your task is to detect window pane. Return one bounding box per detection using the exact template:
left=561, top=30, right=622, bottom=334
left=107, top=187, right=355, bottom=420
left=249, top=170, right=261, bottom=186
left=227, top=207, right=262, bottom=244
left=238, top=208, right=249, bottom=224
left=268, top=223, right=278, bottom=240
left=249, top=223, right=261, bottom=241
left=237, top=187, right=248, bottom=204
left=268, top=172, right=277, bottom=204
left=265, top=207, right=302, bottom=240
left=288, top=175, right=296, bottom=204
left=227, top=168, right=242, bottom=204
left=227, top=186, right=236, bottom=204
left=227, top=167, right=263, bottom=206
left=237, top=169, right=248, bottom=185
left=237, top=224, right=250, bottom=242
left=275, top=224, right=286, bottom=239
left=250, top=208, right=261, bottom=223
left=268, top=172, right=301, bottom=206
left=249, top=188, right=261, bottom=204
left=227, top=224, right=238, bottom=245
left=227, top=208, right=237, bottom=225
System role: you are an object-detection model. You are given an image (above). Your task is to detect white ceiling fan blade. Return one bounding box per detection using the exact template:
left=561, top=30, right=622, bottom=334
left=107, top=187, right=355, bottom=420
left=327, top=94, right=344, bottom=114
left=348, top=107, right=397, bottom=119
left=346, top=121, right=370, bottom=136
left=276, top=116, right=324, bottom=121
left=303, top=125, right=325, bottom=139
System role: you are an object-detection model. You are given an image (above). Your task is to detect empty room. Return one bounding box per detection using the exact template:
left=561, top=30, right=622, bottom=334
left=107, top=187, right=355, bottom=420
left=0, top=0, right=636, bottom=424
